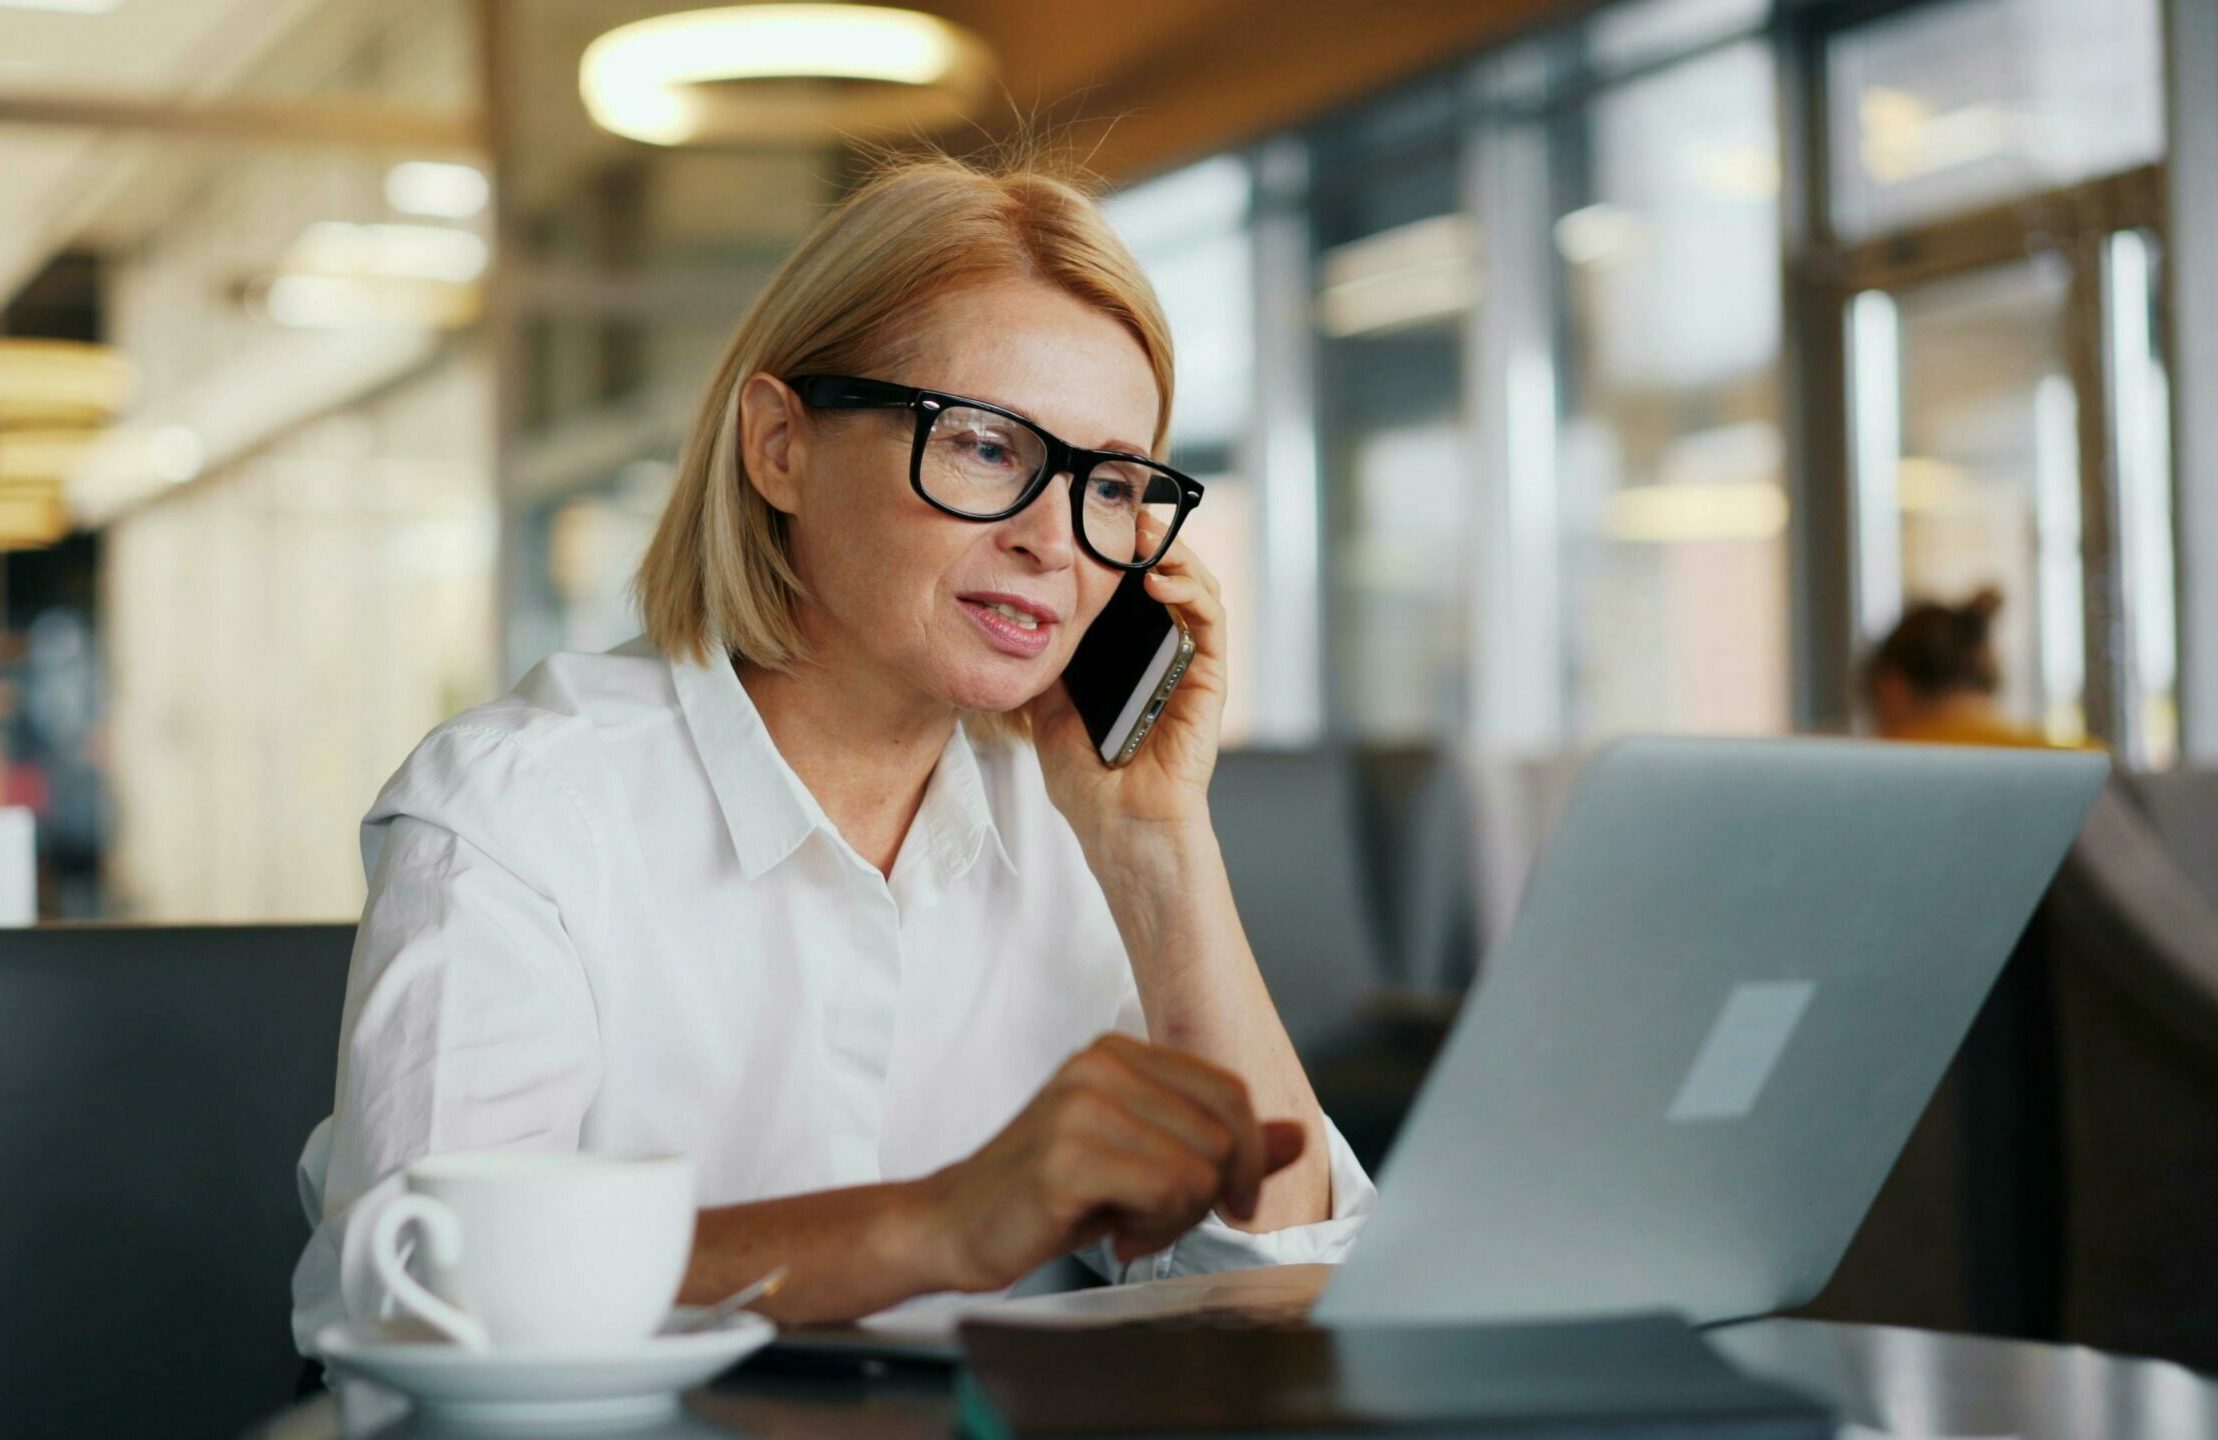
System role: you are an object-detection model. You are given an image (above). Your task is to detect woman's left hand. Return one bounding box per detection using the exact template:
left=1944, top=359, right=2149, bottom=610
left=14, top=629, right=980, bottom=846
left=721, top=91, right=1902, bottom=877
left=1026, top=521, right=1226, bottom=846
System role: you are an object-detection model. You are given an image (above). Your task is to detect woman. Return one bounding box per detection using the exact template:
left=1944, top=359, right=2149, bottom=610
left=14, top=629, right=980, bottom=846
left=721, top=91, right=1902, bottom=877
left=1864, top=588, right=2056, bottom=748
left=291, top=151, right=1372, bottom=1349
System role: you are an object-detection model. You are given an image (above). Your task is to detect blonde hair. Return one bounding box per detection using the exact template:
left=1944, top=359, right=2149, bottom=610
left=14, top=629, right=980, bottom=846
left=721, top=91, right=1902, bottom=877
left=633, top=147, right=1177, bottom=726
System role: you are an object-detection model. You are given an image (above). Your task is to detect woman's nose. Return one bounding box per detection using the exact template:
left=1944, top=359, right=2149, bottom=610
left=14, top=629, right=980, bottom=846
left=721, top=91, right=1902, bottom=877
left=998, top=473, right=1079, bottom=568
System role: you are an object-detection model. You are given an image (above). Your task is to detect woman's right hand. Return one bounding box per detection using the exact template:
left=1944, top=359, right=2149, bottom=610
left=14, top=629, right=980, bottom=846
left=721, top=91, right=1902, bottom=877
left=916, top=1033, right=1307, bottom=1291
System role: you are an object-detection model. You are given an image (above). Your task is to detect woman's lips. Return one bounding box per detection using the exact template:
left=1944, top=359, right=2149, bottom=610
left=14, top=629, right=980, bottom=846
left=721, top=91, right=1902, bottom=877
left=958, top=598, right=1055, bottom=658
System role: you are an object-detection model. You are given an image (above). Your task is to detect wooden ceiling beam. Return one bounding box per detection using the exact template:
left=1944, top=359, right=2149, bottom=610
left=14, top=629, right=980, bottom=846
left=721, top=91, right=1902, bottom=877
left=0, top=92, right=485, bottom=153
left=936, top=0, right=1589, bottom=181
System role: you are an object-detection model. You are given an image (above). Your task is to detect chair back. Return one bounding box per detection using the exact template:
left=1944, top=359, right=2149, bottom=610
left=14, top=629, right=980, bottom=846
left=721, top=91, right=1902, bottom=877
left=1210, top=749, right=1381, bottom=1051
left=1806, top=781, right=2218, bottom=1372
left=1349, top=746, right=1483, bottom=995
left=2120, top=768, right=2218, bottom=911
left=0, top=924, right=354, bottom=1440
left=2047, top=784, right=2218, bottom=1371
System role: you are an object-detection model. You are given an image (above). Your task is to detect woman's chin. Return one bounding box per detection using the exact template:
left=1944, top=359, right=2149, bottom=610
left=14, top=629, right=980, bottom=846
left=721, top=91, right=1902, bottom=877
left=941, top=660, right=1052, bottom=716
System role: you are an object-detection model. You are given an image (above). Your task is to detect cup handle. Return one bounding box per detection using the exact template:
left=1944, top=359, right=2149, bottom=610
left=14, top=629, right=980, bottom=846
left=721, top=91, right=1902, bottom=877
left=369, top=1194, right=493, bottom=1351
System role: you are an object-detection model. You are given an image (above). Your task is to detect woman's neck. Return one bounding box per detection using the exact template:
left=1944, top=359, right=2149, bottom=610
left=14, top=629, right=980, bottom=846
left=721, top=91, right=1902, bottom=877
left=734, top=654, right=956, bottom=879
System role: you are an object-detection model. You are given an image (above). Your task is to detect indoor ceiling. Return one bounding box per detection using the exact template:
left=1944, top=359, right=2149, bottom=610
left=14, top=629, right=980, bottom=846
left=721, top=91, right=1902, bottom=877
left=0, top=0, right=344, bottom=305
left=926, top=0, right=1582, bottom=178
left=0, top=0, right=1586, bottom=315
left=506, top=0, right=1586, bottom=181
left=487, top=0, right=1585, bottom=256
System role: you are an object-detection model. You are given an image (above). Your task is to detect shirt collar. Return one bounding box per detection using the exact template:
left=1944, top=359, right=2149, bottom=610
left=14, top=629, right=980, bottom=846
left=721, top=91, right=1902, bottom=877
left=909, top=715, right=1020, bottom=890
left=669, top=644, right=823, bottom=880
left=666, top=642, right=1017, bottom=887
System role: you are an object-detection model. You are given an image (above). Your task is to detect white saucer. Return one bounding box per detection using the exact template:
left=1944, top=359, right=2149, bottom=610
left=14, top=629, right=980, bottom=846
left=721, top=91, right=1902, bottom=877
left=314, top=1308, right=776, bottom=1429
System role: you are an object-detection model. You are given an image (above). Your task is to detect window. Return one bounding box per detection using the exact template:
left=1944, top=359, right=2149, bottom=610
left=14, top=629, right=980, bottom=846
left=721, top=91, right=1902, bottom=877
left=1554, top=41, right=1790, bottom=737
left=1311, top=87, right=1473, bottom=742
left=1104, top=157, right=1265, bottom=744
left=1851, top=260, right=2086, bottom=739
left=1827, top=0, right=2165, bottom=240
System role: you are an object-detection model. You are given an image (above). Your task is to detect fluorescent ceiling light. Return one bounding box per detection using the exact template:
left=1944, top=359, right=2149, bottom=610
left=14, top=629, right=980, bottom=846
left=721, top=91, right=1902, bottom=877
left=1692, top=140, right=1779, bottom=201
left=1317, top=215, right=1477, bottom=338
left=1655, top=421, right=1784, bottom=490
left=0, top=0, right=125, bottom=12
left=580, top=4, right=995, bottom=146
left=265, top=276, right=378, bottom=328
left=1555, top=204, right=1643, bottom=267
left=1895, top=455, right=1982, bottom=513
left=285, top=222, right=487, bottom=285
left=1859, top=87, right=2024, bottom=184
left=386, top=162, right=490, bottom=220
left=1606, top=481, right=1787, bottom=544
left=255, top=222, right=485, bottom=332
left=262, top=275, right=477, bottom=330
left=1318, top=263, right=1473, bottom=337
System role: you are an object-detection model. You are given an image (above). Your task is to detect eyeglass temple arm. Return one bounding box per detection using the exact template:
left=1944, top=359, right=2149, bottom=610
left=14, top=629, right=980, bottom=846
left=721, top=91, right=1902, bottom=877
left=788, top=375, right=918, bottom=409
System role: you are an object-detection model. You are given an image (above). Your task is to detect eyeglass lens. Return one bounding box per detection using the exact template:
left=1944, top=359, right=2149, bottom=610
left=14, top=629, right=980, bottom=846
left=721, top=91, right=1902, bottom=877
left=921, top=404, right=1181, bottom=565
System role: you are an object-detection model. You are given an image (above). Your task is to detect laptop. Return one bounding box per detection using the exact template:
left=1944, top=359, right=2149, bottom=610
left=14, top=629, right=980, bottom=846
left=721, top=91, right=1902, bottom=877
left=789, top=736, right=2107, bottom=1355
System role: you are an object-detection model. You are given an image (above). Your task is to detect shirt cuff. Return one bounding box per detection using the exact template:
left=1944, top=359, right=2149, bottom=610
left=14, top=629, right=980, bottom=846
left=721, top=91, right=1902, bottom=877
left=1099, top=1113, right=1377, bottom=1284
left=293, top=1168, right=410, bottom=1357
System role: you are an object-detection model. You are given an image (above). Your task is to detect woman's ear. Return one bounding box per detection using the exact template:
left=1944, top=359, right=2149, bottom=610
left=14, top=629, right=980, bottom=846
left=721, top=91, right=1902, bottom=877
left=738, top=373, right=806, bottom=516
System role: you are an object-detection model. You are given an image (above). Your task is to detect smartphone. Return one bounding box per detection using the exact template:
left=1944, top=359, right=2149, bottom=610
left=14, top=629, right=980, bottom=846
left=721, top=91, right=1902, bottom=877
left=1061, top=569, right=1196, bottom=767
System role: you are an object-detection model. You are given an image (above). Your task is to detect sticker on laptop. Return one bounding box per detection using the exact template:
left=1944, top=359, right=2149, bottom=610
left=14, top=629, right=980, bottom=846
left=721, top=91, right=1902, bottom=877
left=1666, top=980, right=1815, bottom=1123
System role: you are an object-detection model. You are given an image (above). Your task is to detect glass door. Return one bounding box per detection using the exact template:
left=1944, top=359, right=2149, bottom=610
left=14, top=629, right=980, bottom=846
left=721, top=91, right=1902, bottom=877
left=1309, top=84, right=1473, bottom=743
left=1848, top=253, right=2084, bottom=739
left=1819, top=0, right=2176, bottom=762
left=1836, top=172, right=2174, bottom=761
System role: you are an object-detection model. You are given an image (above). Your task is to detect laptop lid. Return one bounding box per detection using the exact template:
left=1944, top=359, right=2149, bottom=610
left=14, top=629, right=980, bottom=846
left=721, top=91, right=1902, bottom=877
left=1314, top=736, right=2106, bottom=1327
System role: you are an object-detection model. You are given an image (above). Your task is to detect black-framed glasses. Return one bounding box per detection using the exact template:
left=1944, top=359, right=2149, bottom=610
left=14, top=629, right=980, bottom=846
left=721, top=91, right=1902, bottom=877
left=787, top=374, right=1204, bottom=572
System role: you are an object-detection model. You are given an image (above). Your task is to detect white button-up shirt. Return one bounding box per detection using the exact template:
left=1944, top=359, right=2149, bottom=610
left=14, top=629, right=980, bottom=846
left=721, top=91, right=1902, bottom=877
left=291, top=637, right=1373, bottom=1351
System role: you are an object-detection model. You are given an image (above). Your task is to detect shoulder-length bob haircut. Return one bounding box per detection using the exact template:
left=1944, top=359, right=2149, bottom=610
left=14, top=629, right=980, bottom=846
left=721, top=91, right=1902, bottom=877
left=633, top=149, right=1177, bottom=693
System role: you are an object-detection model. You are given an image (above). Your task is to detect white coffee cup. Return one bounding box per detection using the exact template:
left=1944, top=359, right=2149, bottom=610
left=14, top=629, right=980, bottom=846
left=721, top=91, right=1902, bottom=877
left=369, top=1151, right=696, bottom=1351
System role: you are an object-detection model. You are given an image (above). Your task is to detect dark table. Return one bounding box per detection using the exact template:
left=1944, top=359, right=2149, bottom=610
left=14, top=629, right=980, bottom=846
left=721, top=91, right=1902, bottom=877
left=245, top=1320, right=2218, bottom=1440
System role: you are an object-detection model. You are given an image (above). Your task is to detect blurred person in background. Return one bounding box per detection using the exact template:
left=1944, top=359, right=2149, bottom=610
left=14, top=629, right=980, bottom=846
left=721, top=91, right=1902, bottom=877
left=1864, top=588, right=2052, bottom=748
left=291, top=145, right=1372, bottom=1356
left=0, top=610, right=107, bottom=918
left=18, top=610, right=106, bottom=917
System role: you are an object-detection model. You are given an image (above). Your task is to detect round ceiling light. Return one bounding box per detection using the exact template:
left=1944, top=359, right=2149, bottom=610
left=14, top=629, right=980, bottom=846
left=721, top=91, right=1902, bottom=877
left=580, top=4, right=997, bottom=147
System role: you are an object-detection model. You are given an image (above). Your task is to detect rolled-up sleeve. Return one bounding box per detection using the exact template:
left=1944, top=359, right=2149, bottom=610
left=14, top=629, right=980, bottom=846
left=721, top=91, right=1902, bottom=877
left=1081, top=971, right=1377, bottom=1285
left=1087, top=1112, right=1376, bottom=1283
left=291, top=723, right=606, bottom=1352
